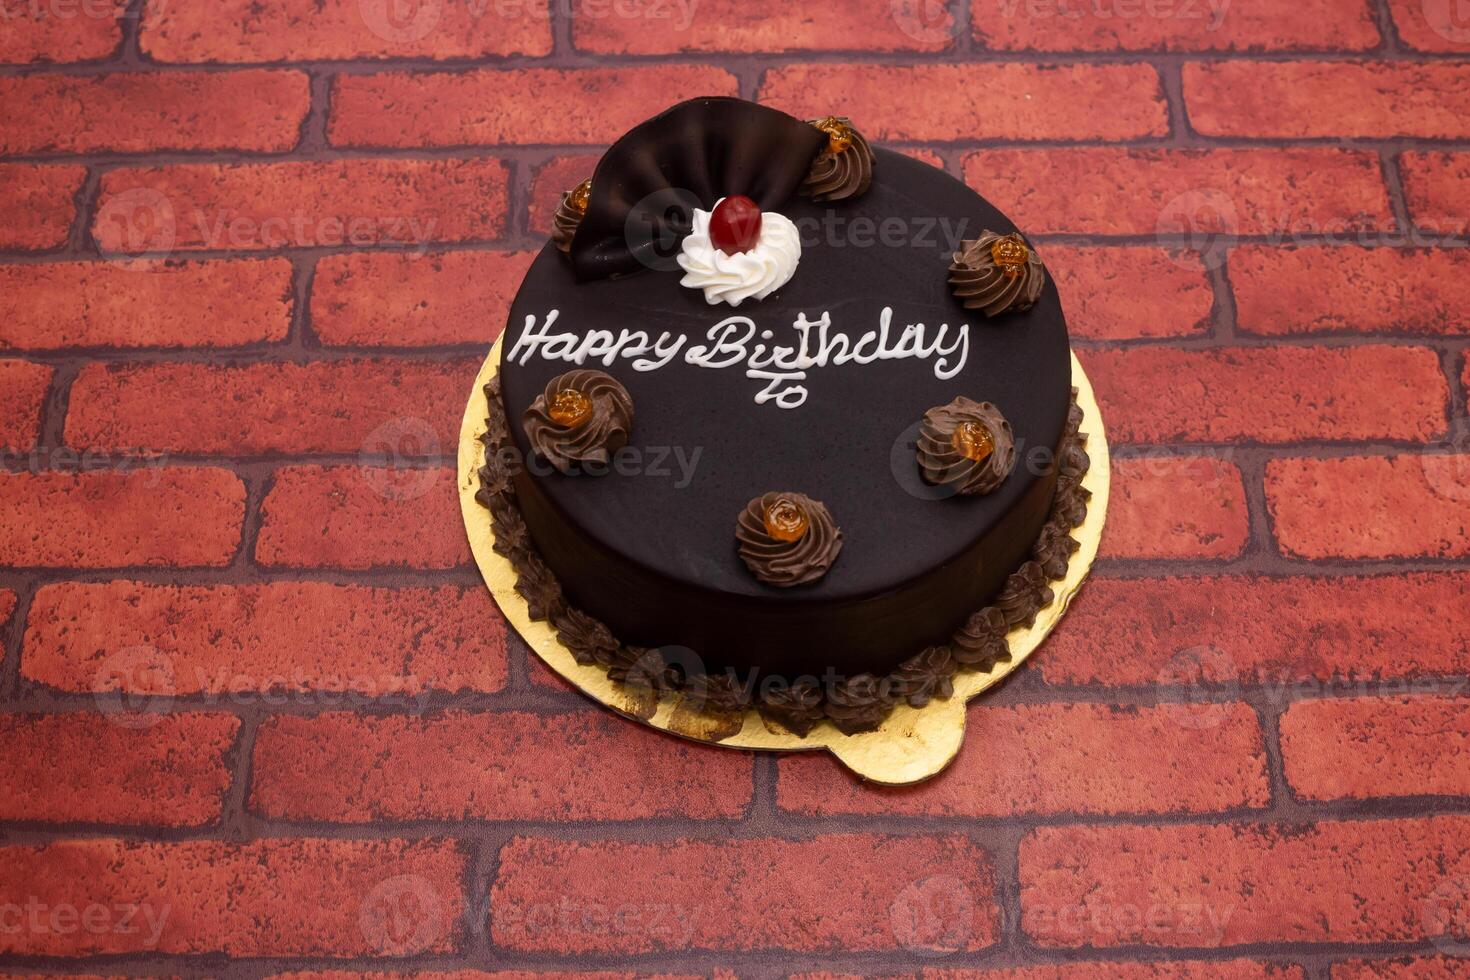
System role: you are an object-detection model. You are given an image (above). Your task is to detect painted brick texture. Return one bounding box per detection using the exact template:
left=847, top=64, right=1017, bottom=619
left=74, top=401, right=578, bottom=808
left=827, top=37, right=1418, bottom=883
left=4, top=5, right=1469, bottom=979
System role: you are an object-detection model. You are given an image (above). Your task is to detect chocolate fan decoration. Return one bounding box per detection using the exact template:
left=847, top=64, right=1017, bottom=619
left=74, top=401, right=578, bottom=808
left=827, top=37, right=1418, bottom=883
left=567, top=97, right=828, bottom=281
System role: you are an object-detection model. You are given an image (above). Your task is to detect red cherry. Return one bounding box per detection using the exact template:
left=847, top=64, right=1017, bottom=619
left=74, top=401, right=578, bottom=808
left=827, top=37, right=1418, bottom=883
left=708, top=195, right=763, bottom=255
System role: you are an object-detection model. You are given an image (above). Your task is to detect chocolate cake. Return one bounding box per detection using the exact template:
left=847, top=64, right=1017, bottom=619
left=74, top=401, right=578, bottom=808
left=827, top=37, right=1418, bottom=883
left=477, top=97, right=1090, bottom=735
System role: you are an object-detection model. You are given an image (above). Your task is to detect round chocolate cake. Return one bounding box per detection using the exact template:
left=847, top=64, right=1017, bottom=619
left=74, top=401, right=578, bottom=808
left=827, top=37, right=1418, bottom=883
left=477, top=98, right=1090, bottom=734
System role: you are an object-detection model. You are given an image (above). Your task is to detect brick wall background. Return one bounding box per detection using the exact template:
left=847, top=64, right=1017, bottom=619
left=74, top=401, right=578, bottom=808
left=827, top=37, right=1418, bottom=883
left=2, top=0, right=1469, bottom=976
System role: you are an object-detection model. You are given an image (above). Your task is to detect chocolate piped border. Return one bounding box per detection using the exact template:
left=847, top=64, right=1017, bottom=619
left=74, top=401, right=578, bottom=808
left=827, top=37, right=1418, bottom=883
left=475, top=380, right=1092, bottom=737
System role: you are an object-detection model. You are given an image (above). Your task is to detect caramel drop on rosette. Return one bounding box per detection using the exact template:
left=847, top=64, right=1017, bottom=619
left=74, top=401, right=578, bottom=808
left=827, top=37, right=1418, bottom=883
left=547, top=388, right=593, bottom=428
left=812, top=116, right=854, bottom=155
left=951, top=420, right=995, bottom=463
left=567, top=178, right=591, bottom=214
left=763, top=498, right=810, bottom=542
left=990, top=236, right=1029, bottom=279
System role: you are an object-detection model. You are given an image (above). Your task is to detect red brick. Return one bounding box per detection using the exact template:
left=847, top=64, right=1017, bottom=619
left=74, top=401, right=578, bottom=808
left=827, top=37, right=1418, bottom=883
left=1401, top=152, right=1470, bottom=237
left=65, top=358, right=474, bottom=455
left=0, top=590, right=14, bottom=629
left=93, top=159, right=507, bottom=254
left=1388, top=0, right=1470, bottom=53
left=0, top=259, right=292, bottom=350
left=1334, top=957, right=1470, bottom=979
left=0, top=469, right=244, bottom=568
left=1084, top=346, right=1445, bottom=444
left=974, top=0, right=1377, bottom=51
left=0, top=713, right=237, bottom=826
left=574, top=0, right=954, bottom=53
left=1041, top=573, right=1470, bottom=687
left=141, top=0, right=552, bottom=62
left=0, top=838, right=466, bottom=956
left=250, top=710, right=754, bottom=822
left=1232, top=246, right=1470, bottom=336
left=0, top=164, right=84, bottom=251
left=760, top=64, right=1167, bottom=142
left=529, top=154, right=601, bottom=236
left=0, top=0, right=126, bottom=63
left=1186, top=62, right=1470, bottom=139
left=491, top=834, right=997, bottom=953
left=1266, top=455, right=1470, bottom=559
left=23, top=581, right=507, bottom=696
left=329, top=67, right=738, bottom=148
left=1106, top=455, right=1248, bottom=559
left=1045, top=246, right=1212, bottom=339
left=1020, top=815, right=1470, bottom=947
left=964, top=148, right=1392, bottom=236
left=0, top=71, right=308, bottom=154
left=779, top=702, right=1266, bottom=818
left=312, top=250, right=533, bottom=347
left=0, top=360, right=50, bottom=449
left=270, top=973, right=691, bottom=980
left=1281, top=696, right=1470, bottom=801
left=927, top=964, right=1302, bottom=980
left=256, top=465, right=469, bottom=570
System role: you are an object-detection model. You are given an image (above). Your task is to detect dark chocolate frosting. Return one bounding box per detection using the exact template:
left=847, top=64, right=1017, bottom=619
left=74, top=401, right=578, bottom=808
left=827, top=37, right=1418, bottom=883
left=567, top=98, right=826, bottom=280
left=951, top=605, right=1010, bottom=671
left=824, top=673, right=896, bottom=735
left=735, top=492, right=843, bottom=587
left=521, top=369, right=634, bottom=475
left=917, top=397, right=1017, bottom=495
left=949, top=231, right=1046, bottom=317
left=758, top=678, right=827, bottom=736
left=476, top=383, right=1093, bottom=735
left=551, top=179, right=590, bottom=253
left=889, top=645, right=957, bottom=708
left=799, top=116, right=875, bottom=203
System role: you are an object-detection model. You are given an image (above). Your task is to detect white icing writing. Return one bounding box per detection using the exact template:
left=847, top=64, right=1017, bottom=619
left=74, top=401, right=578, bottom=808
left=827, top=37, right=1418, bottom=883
left=507, top=307, right=970, bottom=409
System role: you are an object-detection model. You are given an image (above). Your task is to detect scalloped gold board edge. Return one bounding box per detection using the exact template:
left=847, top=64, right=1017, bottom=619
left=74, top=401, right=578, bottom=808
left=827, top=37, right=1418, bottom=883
left=458, top=336, right=1110, bottom=786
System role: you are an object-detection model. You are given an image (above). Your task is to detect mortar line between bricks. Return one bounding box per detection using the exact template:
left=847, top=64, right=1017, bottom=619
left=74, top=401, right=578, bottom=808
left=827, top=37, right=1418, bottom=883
left=1247, top=689, right=1293, bottom=811
left=0, top=948, right=1422, bottom=979
left=14, top=45, right=1470, bottom=79
left=0, top=583, right=37, bottom=703
left=1158, top=59, right=1189, bottom=142
left=10, top=234, right=1470, bottom=276
left=12, top=133, right=1470, bottom=170
left=216, top=711, right=263, bottom=840
left=7, top=550, right=1470, bottom=591
left=6, top=664, right=1470, bottom=724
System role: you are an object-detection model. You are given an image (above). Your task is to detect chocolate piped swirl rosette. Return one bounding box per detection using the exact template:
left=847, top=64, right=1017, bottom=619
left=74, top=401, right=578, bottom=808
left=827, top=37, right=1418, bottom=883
left=735, top=491, right=843, bottom=587
left=521, top=369, right=634, bottom=475
left=949, top=230, right=1046, bottom=317
left=916, top=397, right=1016, bottom=496
left=799, top=116, right=875, bottom=203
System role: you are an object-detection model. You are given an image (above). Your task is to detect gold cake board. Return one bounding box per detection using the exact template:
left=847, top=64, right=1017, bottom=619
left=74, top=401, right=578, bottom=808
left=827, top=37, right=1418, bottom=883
left=458, top=337, right=1109, bottom=785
